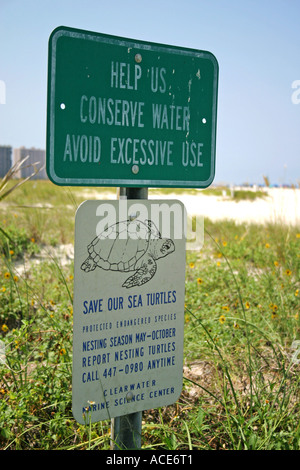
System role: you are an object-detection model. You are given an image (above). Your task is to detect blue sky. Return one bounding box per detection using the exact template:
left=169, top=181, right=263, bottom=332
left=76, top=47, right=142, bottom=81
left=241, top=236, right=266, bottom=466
left=0, top=0, right=299, bottom=185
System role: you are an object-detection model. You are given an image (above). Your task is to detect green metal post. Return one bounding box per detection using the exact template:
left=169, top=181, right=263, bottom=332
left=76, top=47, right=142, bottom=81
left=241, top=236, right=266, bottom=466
left=110, top=186, right=148, bottom=450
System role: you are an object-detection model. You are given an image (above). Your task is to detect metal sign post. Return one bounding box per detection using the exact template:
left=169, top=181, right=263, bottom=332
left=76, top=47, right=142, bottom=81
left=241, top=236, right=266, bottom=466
left=111, top=186, right=147, bottom=450
left=111, top=410, right=142, bottom=450
left=47, top=26, right=218, bottom=451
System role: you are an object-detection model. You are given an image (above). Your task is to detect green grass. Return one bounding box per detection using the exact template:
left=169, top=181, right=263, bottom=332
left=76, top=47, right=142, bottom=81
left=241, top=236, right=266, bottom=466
left=0, top=181, right=299, bottom=450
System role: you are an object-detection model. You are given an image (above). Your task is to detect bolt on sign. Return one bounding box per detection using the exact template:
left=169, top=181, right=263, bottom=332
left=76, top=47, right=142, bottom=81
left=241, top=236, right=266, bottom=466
left=47, top=26, right=218, bottom=188
left=72, top=200, right=186, bottom=423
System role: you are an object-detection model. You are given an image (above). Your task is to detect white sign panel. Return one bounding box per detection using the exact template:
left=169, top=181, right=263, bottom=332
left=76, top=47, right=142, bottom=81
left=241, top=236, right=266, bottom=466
left=72, top=199, right=186, bottom=424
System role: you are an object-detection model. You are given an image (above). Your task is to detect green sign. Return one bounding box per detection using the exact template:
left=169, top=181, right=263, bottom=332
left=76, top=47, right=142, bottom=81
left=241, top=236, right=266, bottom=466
left=47, top=26, right=218, bottom=188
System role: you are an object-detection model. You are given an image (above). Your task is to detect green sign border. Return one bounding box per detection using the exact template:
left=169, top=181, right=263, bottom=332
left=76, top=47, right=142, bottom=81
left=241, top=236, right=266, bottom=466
left=47, top=26, right=218, bottom=188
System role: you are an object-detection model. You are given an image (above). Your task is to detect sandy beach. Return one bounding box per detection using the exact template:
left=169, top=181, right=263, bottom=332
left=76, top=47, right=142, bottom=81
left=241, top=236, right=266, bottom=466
left=150, top=188, right=300, bottom=226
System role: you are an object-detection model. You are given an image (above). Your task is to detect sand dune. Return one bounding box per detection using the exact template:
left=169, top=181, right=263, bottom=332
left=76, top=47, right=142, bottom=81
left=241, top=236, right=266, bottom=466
left=151, top=188, right=300, bottom=226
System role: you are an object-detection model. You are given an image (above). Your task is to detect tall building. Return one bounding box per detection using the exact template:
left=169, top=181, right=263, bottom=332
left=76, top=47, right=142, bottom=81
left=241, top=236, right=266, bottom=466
left=0, top=146, right=12, bottom=177
left=13, top=147, right=47, bottom=179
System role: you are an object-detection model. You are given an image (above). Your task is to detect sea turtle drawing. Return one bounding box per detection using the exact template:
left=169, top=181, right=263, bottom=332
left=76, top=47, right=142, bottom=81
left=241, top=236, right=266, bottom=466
left=80, top=219, right=175, bottom=288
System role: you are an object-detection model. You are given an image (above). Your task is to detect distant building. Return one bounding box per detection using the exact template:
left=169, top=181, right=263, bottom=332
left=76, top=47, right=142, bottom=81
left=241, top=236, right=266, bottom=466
left=0, top=146, right=12, bottom=177
left=13, top=147, right=47, bottom=179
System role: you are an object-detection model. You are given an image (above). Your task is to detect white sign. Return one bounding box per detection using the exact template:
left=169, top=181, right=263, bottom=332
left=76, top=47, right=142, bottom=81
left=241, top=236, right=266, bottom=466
left=72, top=199, right=186, bottom=424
